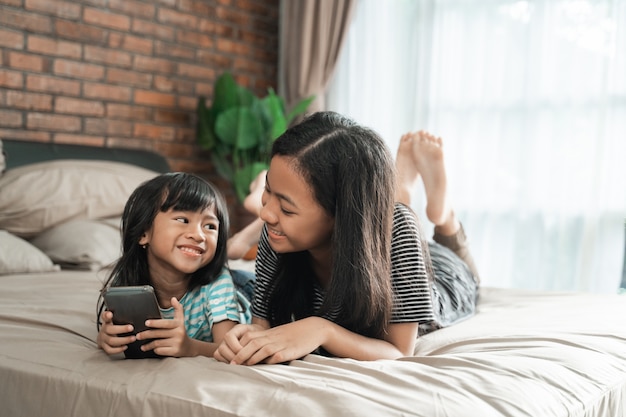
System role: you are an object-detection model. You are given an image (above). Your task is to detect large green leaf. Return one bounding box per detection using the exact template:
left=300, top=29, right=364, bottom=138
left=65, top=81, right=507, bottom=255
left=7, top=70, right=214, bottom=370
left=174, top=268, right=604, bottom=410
left=196, top=97, right=218, bottom=150
left=212, top=73, right=240, bottom=113
left=215, top=107, right=264, bottom=150
left=264, top=88, right=287, bottom=140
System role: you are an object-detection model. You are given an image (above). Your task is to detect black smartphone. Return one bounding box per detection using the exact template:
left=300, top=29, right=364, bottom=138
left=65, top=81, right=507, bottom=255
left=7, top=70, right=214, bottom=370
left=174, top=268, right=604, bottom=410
left=103, top=285, right=163, bottom=359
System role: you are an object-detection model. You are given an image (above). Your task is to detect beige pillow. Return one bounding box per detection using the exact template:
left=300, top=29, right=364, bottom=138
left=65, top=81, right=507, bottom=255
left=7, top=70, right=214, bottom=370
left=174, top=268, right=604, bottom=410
left=30, top=218, right=122, bottom=271
left=0, top=230, right=60, bottom=274
left=0, top=160, right=158, bottom=238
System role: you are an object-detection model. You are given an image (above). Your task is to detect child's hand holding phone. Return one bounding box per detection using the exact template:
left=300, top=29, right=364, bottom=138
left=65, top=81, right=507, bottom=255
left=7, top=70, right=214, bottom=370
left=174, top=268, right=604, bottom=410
left=135, top=297, right=195, bottom=358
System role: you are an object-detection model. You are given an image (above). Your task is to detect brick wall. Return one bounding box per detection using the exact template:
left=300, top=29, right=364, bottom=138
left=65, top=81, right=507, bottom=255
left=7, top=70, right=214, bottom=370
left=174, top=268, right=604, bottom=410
left=0, top=0, right=279, bottom=227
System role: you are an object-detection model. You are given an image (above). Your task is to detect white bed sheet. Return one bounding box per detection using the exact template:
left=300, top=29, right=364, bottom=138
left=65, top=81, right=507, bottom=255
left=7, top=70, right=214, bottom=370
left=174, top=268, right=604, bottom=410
left=0, top=269, right=625, bottom=417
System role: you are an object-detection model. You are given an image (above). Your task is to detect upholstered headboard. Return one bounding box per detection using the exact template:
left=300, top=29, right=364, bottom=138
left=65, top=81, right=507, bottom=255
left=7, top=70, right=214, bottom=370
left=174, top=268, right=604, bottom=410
left=2, top=139, right=170, bottom=173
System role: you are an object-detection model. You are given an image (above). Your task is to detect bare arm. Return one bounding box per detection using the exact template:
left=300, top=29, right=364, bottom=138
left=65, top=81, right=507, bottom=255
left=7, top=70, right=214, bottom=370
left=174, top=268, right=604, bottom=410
left=215, top=316, right=419, bottom=364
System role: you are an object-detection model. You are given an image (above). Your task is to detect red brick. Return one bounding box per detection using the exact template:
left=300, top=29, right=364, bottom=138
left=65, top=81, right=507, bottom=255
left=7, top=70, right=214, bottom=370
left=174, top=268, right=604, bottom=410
left=178, top=0, right=214, bottom=15
left=251, top=18, right=279, bottom=37
left=54, top=59, right=105, bottom=81
left=234, top=57, right=269, bottom=74
left=107, top=68, right=152, bottom=88
left=0, top=28, right=24, bottom=49
left=252, top=50, right=278, bottom=69
left=133, top=56, right=175, bottom=74
left=0, top=69, right=24, bottom=89
left=215, top=6, right=252, bottom=26
left=153, top=76, right=174, bottom=92
left=178, top=63, right=214, bottom=80
left=55, top=97, right=105, bottom=116
left=26, top=74, right=80, bottom=96
left=154, top=109, right=191, bottom=124
left=107, top=103, right=152, bottom=120
left=54, top=133, right=105, bottom=146
left=133, top=123, right=175, bottom=140
left=134, top=90, right=176, bottom=108
left=25, top=0, right=81, bottom=19
left=239, top=29, right=275, bottom=48
left=0, top=8, right=53, bottom=34
left=85, top=118, right=132, bottom=136
left=84, top=46, right=132, bottom=68
left=170, top=159, right=214, bottom=176
left=177, top=30, right=214, bottom=48
left=109, top=0, right=155, bottom=19
left=0, top=128, right=50, bottom=142
left=198, top=19, right=235, bottom=37
left=154, top=76, right=194, bottom=94
left=6, top=90, right=53, bottom=111
left=84, top=7, right=131, bottom=31
left=0, top=110, right=23, bottom=128
left=154, top=40, right=195, bottom=60
left=27, top=112, right=81, bottom=132
left=27, top=35, right=82, bottom=59
left=235, top=0, right=279, bottom=16
left=154, top=140, right=195, bottom=158
left=197, top=50, right=233, bottom=68
left=55, top=20, right=107, bottom=44
left=132, top=19, right=175, bottom=41
left=177, top=96, right=197, bottom=111
left=216, top=38, right=251, bottom=55
left=106, top=136, right=155, bottom=151
left=110, top=33, right=153, bottom=54
left=195, top=82, right=213, bottom=96
left=8, top=51, right=46, bottom=72
left=174, top=127, right=196, bottom=142
left=0, top=0, right=23, bottom=6
left=83, top=82, right=132, bottom=102
left=157, top=8, right=198, bottom=29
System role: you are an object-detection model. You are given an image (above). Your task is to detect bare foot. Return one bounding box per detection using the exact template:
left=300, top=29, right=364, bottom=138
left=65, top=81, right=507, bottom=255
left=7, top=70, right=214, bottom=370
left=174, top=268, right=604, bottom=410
left=243, top=170, right=267, bottom=216
left=227, top=217, right=264, bottom=260
left=395, top=133, right=421, bottom=205
left=411, top=131, right=452, bottom=228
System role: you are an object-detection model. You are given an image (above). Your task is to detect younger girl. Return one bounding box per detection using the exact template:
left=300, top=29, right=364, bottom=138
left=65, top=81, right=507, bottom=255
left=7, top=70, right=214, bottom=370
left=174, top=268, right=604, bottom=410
left=214, top=111, right=479, bottom=365
left=97, top=172, right=251, bottom=358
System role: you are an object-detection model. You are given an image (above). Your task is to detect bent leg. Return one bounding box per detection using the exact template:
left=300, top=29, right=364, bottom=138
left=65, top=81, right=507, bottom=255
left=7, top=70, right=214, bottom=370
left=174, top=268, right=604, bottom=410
left=433, top=222, right=480, bottom=283
left=397, top=130, right=480, bottom=331
left=428, top=241, right=478, bottom=328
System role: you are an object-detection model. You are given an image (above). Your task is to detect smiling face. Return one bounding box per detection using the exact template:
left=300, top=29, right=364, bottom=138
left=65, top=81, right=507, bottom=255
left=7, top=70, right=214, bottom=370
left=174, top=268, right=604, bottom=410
left=139, top=206, right=220, bottom=281
left=260, top=155, right=335, bottom=258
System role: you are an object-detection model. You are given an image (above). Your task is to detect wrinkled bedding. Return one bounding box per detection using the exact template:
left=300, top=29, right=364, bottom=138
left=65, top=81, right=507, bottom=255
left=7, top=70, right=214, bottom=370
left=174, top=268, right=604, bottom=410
left=1, top=269, right=625, bottom=417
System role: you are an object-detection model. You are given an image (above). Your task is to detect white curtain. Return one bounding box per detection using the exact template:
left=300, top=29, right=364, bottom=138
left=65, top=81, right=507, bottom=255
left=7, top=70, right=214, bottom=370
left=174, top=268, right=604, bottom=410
left=326, top=0, right=626, bottom=293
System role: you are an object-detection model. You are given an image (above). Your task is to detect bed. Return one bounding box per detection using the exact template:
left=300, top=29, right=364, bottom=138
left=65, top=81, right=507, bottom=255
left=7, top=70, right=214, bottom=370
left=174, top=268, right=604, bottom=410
left=1, top=138, right=625, bottom=417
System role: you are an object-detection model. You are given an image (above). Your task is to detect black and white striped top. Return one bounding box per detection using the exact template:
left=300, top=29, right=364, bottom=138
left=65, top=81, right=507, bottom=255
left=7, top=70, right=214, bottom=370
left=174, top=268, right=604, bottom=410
left=252, top=203, right=435, bottom=327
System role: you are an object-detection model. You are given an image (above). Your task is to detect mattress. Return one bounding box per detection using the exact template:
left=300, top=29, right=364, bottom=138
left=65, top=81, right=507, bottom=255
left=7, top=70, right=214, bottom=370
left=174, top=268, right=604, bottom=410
left=1, top=269, right=624, bottom=417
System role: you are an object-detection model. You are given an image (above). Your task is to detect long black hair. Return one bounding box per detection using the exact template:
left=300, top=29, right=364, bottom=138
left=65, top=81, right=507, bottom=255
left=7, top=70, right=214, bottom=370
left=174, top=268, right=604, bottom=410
left=97, top=172, right=229, bottom=327
left=266, top=111, right=396, bottom=339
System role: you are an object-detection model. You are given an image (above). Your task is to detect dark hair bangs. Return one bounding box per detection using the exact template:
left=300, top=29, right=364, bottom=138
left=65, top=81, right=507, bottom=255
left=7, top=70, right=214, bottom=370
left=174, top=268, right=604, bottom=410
left=159, top=175, right=217, bottom=214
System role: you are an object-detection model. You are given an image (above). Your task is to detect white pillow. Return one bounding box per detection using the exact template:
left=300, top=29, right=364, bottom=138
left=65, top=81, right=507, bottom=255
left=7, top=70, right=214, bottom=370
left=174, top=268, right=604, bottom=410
left=0, top=230, right=59, bottom=275
left=30, top=218, right=122, bottom=271
left=0, top=160, right=158, bottom=238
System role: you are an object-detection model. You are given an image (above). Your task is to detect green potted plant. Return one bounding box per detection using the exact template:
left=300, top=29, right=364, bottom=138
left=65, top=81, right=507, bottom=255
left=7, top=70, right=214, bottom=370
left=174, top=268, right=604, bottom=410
left=197, top=72, right=314, bottom=203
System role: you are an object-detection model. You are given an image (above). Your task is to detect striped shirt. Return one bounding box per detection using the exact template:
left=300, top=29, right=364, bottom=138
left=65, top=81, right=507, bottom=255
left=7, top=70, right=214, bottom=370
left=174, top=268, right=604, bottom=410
left=252, top=203, right=435, bottom=327
left=160, top=267, right=252, bottom=342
